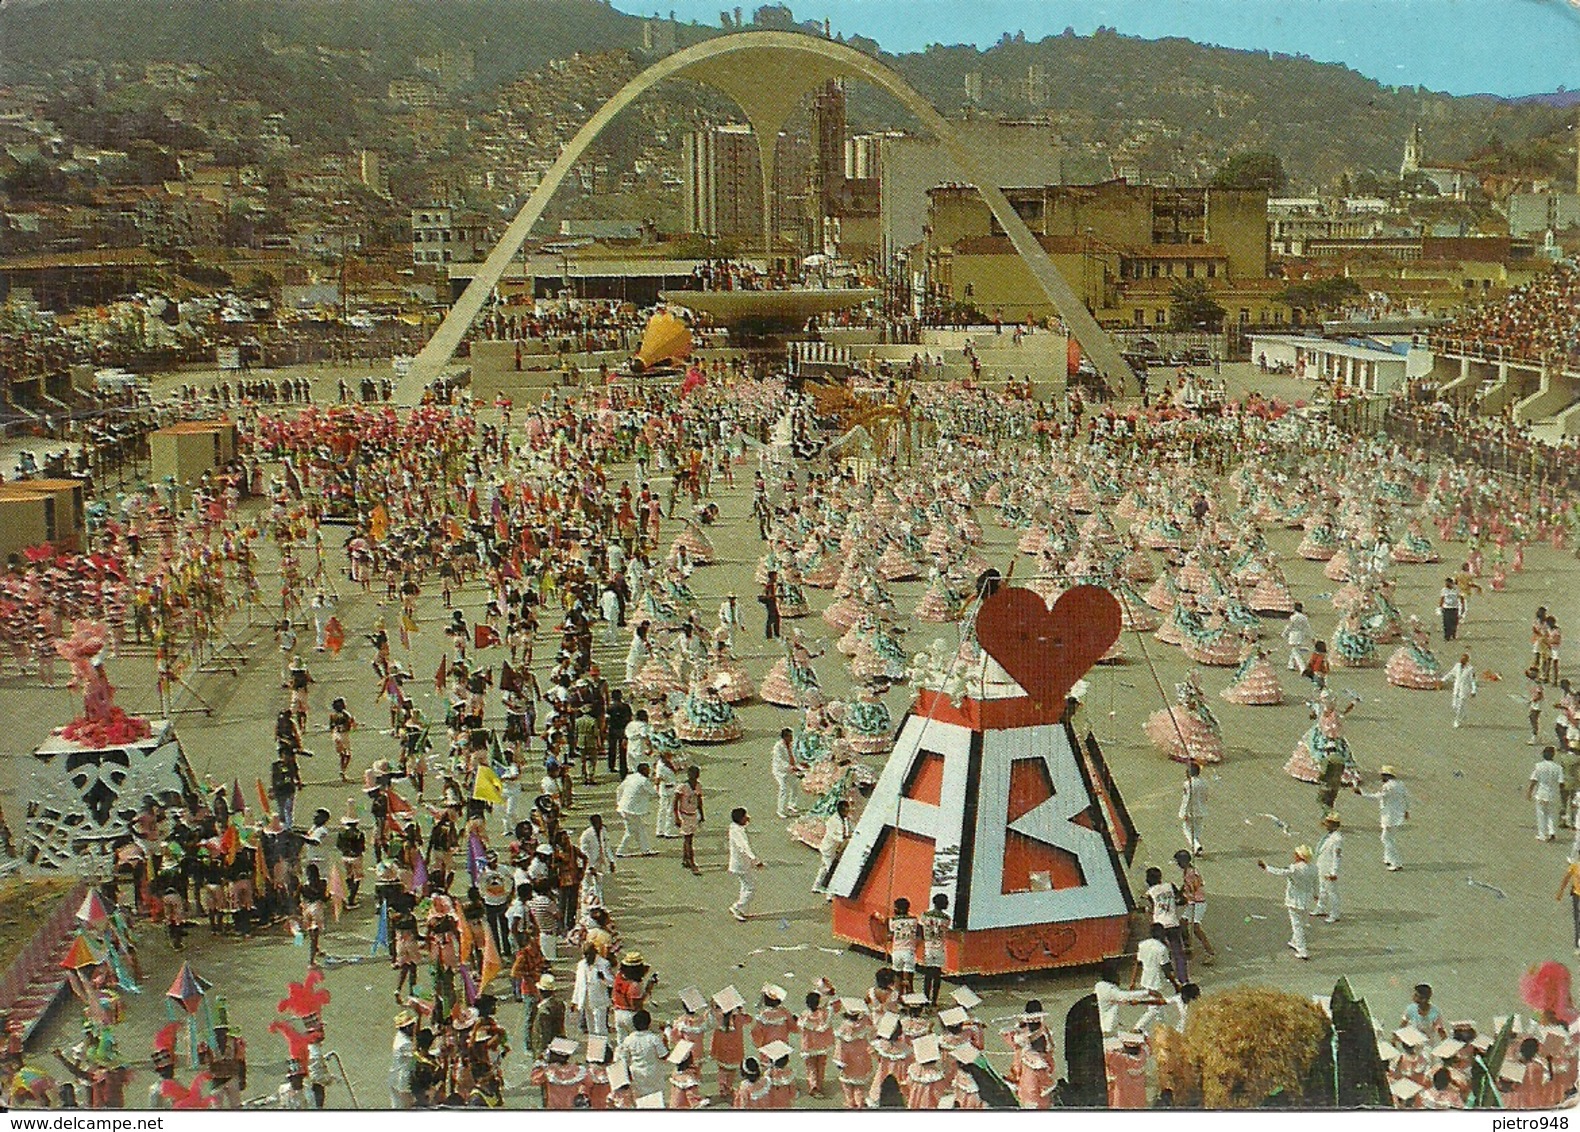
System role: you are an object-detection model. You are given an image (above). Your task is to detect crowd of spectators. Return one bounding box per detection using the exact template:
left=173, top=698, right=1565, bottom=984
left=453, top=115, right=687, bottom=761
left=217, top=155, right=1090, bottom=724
left=1431, top=260, right=1580, bottom=369
left=1385, top=392, right=1580, bottom=492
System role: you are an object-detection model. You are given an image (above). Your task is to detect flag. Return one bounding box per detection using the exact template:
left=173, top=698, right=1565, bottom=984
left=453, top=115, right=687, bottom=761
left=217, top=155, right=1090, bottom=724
left=472, top=763, right=504, bottom=806
left=466, top=831, right=488, bottom=884
left=371, top=902, right=389, bottom=957
left=478, top=928, right=502, bottom=992
left=434, top=655, right=448, bottom=693
left=255, top=778, right=271, bottom=817
left=231, top=779, right=244, bottom=815
left=219, top=824, right=238, bottom=866
left=499, top=662, right=518, bottom=694
left=369, top=504, right=388, bottom=542
left=458, top=961, right=478, bottom=1005
left=327, top=859, right=347, bottom=923
left=474, top=624, right=500, bottom=650
left=410, top=855, right=428, bottom=895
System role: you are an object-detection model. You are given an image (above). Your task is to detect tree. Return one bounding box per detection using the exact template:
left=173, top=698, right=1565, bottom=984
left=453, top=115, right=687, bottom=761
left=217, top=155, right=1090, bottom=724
left=1169, top=279, right=1225, bottom=331
left=1210, top=151, right=1287, bottom=193
left=1276, top=276, right=1363, bottom=318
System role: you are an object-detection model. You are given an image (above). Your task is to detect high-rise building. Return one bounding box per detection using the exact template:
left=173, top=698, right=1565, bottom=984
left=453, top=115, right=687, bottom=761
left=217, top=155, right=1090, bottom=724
left=683, top=123, right=810, bottom=248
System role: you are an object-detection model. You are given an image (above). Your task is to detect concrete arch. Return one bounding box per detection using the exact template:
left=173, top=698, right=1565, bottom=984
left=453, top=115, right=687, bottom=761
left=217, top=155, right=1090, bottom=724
left=402, top=30, right=1133, bottom=399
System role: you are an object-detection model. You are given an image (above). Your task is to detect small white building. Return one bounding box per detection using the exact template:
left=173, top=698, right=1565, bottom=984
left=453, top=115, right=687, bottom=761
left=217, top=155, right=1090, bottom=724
left=1246, top=333, right=1422, bottom=396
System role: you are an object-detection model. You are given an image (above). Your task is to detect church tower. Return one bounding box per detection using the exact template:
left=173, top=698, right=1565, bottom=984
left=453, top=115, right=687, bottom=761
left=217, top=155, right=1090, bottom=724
left=1401, top=122, right=1423, bottom=178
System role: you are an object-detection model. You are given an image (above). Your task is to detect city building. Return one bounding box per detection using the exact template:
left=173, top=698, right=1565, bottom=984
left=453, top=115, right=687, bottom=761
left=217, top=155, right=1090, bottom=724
left=410, top=204, right=495, bottom=270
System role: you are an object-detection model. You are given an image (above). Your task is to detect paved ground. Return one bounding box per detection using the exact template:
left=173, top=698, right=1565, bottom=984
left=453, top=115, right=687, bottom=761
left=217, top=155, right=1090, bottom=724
left=5, top=356, right=1574, bottom=1106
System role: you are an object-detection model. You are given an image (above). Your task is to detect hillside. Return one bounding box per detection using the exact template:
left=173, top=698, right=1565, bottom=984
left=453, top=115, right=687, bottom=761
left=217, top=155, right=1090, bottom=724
left=0, top=0, right=1570, bottom=187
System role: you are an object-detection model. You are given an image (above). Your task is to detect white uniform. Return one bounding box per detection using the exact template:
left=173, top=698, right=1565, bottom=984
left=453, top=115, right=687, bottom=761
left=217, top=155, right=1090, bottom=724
left=1313, top=830, right=1343, bottom=922
left=1360, top=779, right=1409, bottom=869
left=615, top=771, right=657, bottom=856
left=653, top=759, right=679, bottom=839
left=728, top=822, right=760, bottom=917
left=1532, top=757, right=1565, bottom=841
left=1265, top=859, right=1317, bottom=958
left=771, top=737, right=799, bottom=817
left=814, top=811, right=851, bottom=894
left=1284, top=610, right=1312, bottom=671
left=1444, top=661, right=1477, bottom=727
left=389, top=1030, right=415, bottom=1108
left=1178, top=776, right=1207, bottom=854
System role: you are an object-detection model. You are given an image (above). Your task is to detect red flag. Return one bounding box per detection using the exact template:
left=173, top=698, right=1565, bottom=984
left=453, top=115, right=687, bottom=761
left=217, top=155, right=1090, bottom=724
left=499, top=662, right=518, bottom=694
left=474, top=624, right=500, bottom=650
left=434, top=655, right=448, bottom=692
left=255, top=778, right=271, bottom=817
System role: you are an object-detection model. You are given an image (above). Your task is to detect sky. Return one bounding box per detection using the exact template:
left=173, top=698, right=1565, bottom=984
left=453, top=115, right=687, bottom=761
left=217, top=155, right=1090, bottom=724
left=613, top=0, right=1580, bottom=98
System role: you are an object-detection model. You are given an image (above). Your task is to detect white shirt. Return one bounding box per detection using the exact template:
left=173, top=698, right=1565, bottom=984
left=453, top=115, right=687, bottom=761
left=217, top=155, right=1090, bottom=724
left=728, top=822, right=759, bottom=874
left=1266, top=860, right=1317, bottom=908
left=771, top=737, right=795, bottom=777
left=1532, top=759, right=1565, bottom=803
left=1145, top=882, right=1181, bottom=928
left=579, top=824, right=615, bottom=873
left=1445, top=661, right=1478, bottom=699
left=617, top=1029, right=670, bottom=1097
left=1135, top=937, right=1170, bottom=991
left=820, top=813, right=852, bottom=854
left=616, top=771, right=657, bottom=815
left=625, top=719, right=650, bottom=763
left=1362, top=779, right=1409, bottom=827
left=389, top=1031, right=415, bottom=1092
left=1316, top=830, right=1342, bottom=876
left=1178, top=776, right=1207, bottom=819
left=1284, top=611, right=1312, bottom=648
left=1094, top=981, right=1155, bottom=1035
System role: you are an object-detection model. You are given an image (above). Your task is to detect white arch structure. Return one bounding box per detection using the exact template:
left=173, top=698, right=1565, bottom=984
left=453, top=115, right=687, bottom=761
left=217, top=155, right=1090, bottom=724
left=401, top=30, right=1134, bottom=401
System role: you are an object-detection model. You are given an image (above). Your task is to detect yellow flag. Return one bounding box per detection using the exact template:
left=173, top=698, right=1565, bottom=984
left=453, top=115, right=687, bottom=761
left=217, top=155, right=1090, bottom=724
left=472, top=763, right=504, bottom=805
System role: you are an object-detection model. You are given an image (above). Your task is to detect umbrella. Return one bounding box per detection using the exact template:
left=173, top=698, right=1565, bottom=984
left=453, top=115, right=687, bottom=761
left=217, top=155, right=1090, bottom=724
left=75, top=890, right=110, bottom=928
left=60, top=934, right=106, bottom=970
left=165, top=962, right=208, bottom=1014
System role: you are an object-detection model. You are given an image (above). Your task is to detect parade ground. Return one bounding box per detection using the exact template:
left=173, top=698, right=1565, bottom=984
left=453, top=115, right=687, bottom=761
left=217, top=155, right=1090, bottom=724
left=1, top=358, right=1574, bottom=1107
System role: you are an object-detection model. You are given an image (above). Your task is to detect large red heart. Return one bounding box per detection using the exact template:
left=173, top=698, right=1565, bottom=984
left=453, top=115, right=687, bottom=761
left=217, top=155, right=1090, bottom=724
left=975, top=584, right=1121, bottom=707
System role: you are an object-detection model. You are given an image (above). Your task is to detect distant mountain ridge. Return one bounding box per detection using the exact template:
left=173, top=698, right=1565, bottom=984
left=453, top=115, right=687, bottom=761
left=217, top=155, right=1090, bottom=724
left=0, top=0, right=1571, bottom=185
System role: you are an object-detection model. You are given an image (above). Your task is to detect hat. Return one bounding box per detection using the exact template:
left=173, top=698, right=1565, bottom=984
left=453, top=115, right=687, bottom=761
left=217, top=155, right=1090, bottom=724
left=813, top=977, right=837, bottom=996
left=713, top=985, right=746, bottom=1014
left=666, top=1040, right=694, bottom=1066
left=1293, top=844, right=1313, bottom=860
left=840, top=998, right=865, bottom=1017
left=606, top=1061, right=631, bottom=1091
left=621, top=951, right=645, bottom=967
left=759, top=1040, right=792, bottom=1063
left=340, top=815, right=359, bottom=826
left=535, top=843, right=553, bottom=856
left=537, top=974, right=556, bottom=991
left=950, top=1044, right=979, bottom=1066
left=547, top=1037, right=578, bottom=1059
left=1376, top=1040, right=1400, bottom=1063
left=1393, top=1025, right=1427, bottom=1048
left=912, top=1034, right=941, bottom=1065
left=901, top=992, right=928, bottom=1009
left=634, top=1092, right=665, bottom=1109
left=950, top=986, right=982, bottom=1010
left=761, top=983, right=787, bottom=1002
left=1431, top=1038, right=1465, bottom=1060
left=453, top=1008, right=479, bottom=1030
left=939, top=1007, right=969, bottom=1028
left=679, top=986, right=707, bottom=1014
left=875, top=1013, right=901, bottom=1040
left=1120, top=1032, right=1147, bottom=1049
left=586, top=1037, right=609, bottom=1063
left=1389, top=1077, right=1424, bottom=1103
left=1322, top=813, right=1341, bottom=826
left=1378, top=765, right=1398, bottom=777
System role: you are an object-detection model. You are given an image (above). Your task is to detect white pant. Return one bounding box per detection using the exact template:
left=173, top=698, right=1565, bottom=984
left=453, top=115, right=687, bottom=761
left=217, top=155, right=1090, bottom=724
left=774, top=772, right=798, bottom=816
left=1287, top=646, right=1308, bottom=671
left=618, top=811, right=653, bottom=855
left=655, top=786, right=678, bottom=838
left=539, top=930, right=557, bottom=963
left=1181, top=815, right=1202, bottom=852
left=1537, top=799, right=1559, bottom=840
left=1380, top=825, right=1401, bottom=869
left=1314, top=877, right=1340, bottom=921
left=814, top=846, right=840, bottom=893
left=1286, top=907, right=1308, bottom=957
left=1451, top=693, right=1471, bottom=726
left=732, top=871, right=755, bottom=914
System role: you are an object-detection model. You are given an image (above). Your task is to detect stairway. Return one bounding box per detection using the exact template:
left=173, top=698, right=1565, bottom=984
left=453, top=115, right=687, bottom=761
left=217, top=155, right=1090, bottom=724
left=0, top=882, right=86, bottom=1041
